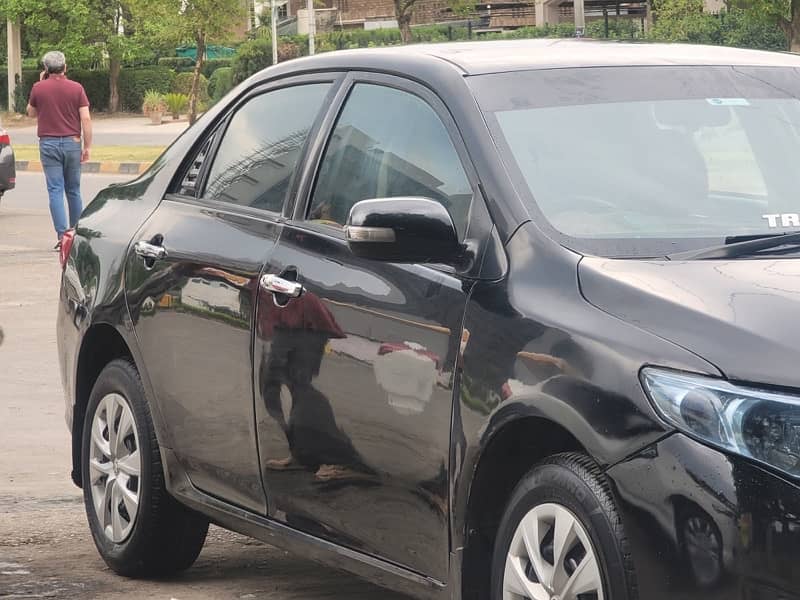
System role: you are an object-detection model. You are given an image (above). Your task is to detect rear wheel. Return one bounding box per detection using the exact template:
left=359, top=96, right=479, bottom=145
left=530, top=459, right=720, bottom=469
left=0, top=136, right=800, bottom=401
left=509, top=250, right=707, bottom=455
left=81, top=358, right=208, bottom=577
left=491, top=453, right=637, bottom=600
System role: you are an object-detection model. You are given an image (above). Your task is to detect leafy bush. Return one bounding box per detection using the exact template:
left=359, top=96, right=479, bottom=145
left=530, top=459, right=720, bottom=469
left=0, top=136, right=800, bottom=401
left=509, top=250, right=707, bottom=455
left=209, top=66, right=235, bottom=102
left=585, top=19, right=644, bottom=40
left=202, top=58, right=233, bottom=78
left=158, top=57, right=195, bottom=72
left=231, top=36, right=273, bottom=83
left=171, top=72, right=210, bottom=103
left=164, top=93, right=189, bottom=119
left=506, top=23, right=579, bottom=39
left=648, top=3, right=788, bottom=50
left=718, top=8, right=787, bottom=51
left=119, top=66, right=175, bottom=113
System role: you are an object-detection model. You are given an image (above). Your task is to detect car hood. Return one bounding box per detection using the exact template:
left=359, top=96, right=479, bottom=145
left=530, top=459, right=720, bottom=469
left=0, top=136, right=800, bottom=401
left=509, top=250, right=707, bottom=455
left=578, top=257, right=800, bottom=389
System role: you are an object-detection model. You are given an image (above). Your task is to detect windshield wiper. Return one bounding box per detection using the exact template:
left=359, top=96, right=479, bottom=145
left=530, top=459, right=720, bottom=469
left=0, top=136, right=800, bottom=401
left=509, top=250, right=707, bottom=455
left=667, top=231, right=800, bottom=260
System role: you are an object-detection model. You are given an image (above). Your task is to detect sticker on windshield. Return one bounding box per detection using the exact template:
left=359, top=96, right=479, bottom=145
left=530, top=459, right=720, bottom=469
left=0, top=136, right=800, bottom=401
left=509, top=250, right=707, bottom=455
left=706, top=98, right=750, bottom=107
left=763, top=213, right=800, bottom=228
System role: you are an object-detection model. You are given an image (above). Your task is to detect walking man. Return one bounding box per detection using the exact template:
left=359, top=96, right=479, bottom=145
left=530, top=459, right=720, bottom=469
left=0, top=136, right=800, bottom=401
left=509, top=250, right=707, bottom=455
left=26, top=51, right=92, bottom=249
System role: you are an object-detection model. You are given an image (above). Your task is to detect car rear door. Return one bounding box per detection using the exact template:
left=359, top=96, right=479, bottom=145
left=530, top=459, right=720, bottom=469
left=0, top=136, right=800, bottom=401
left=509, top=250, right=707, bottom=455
left=254, top=73, right=490, bottom=582
left=125, top=75, right=341, bottom=514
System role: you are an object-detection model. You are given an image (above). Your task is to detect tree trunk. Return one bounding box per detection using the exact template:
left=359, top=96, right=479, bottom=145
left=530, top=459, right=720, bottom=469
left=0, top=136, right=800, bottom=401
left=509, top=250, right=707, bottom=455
left=398, top=13, right=412, bottom=43
left=394, top=0, right=415, bottom=44
left=189, top=32, right=206, bottom=126
left=109, top=56, right=121, bottom=114
left=791, top=32, right=800, bottom=53
left=785, top=0, right=800, bottom=52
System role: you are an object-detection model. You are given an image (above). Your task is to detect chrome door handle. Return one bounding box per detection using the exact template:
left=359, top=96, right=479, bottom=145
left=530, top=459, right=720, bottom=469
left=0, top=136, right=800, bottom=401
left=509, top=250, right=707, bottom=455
left=260, top=274, right=304, bottom=298
left=134, top=241, right=167, bottom=261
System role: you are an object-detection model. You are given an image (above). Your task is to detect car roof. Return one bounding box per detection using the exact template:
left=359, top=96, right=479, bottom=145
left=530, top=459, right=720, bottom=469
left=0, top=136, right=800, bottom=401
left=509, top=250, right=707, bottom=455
left=264, top=39, right=800, bottom=78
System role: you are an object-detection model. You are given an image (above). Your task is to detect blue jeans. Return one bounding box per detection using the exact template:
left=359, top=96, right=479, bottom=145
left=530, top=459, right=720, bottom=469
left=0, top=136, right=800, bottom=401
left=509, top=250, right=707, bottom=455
left=40, top=137, right=83, bottom=239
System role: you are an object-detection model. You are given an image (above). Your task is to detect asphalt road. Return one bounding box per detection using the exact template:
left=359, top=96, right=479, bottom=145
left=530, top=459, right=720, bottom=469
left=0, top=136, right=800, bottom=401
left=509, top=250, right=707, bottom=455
left=6, top=117, right=189, bottom=148
left=0, top=173, right=413, bottom=600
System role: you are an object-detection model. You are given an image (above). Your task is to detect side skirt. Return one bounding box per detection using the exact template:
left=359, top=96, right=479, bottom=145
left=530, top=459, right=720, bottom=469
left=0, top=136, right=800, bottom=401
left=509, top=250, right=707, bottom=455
left=161, top=448, right=449, bottom=600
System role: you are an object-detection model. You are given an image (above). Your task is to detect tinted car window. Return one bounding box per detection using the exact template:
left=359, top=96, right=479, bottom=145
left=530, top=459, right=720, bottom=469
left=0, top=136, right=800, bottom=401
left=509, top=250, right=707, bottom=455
left=308, top=83, right=473, bottom=237
left=204, top=83, right=331, bottom=212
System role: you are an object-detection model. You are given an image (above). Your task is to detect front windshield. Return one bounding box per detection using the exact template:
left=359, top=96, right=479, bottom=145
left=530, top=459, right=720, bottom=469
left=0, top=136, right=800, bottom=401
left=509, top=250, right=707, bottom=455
left=470, top=66, right=800, bottom=257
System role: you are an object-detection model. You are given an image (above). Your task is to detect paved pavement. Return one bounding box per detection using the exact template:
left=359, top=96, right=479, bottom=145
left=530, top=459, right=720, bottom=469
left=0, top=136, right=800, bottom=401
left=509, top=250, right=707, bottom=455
left=6, top=116, right=189, bottom=147
left=0, top=173, right=413, bottom=600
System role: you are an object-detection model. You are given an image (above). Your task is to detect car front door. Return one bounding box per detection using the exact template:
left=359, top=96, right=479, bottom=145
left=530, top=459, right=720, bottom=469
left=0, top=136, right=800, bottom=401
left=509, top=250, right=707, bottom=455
left=125, top=76, right=340, bottom=514
left=254, top=74, right=485, bottom=581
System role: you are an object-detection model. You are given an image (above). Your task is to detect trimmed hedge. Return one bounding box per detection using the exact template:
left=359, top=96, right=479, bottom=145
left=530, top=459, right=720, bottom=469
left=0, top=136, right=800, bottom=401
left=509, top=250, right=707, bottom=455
left=70, top=69, right=111, bottom=111
left=171, top=72, right=210, bottom=103
left=158, top=57, right=195, bottom=72
left=209, top=66, right=234, bottom=103
left=0, top=69, right=111, bottom=112
left=202, top=58, right=233, bottom=78
left=118, top=66, right=175, bottom=113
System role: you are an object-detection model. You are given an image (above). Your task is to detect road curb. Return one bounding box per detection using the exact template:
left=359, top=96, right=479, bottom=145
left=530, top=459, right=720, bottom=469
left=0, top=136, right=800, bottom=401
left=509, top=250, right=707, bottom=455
left=15, top=160, right=153, bottom=175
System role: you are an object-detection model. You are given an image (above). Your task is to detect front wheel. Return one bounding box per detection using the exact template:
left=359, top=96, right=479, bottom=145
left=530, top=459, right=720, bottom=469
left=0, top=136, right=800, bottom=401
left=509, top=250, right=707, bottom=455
left=491, top=453, right=637, bottom=600
left=81, top=358, right=209, bottom=577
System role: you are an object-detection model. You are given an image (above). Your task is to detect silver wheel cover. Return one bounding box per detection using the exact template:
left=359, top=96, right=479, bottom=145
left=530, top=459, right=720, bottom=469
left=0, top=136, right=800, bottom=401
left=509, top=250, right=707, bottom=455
left=89, top=393, right=142, bottom=543
left=503, top=502, right=604, bottom=600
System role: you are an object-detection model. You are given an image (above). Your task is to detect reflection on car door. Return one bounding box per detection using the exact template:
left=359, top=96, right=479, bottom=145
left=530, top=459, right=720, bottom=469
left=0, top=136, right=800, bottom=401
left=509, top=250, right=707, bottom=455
left=254, top=77, right=480, bottom=582
left=125, top=78, right=337, bottom=513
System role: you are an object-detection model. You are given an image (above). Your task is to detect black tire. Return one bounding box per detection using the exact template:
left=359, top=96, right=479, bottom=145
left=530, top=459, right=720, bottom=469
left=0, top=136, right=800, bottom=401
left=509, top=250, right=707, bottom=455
left=81, top=358, right=209, bottom=577
left=491, top=452, right=637, bottom=600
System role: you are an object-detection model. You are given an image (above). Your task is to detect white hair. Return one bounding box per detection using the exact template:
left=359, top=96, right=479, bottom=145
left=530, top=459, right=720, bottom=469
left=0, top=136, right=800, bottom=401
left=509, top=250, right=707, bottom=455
left=42, top=51, right=66, bottom=73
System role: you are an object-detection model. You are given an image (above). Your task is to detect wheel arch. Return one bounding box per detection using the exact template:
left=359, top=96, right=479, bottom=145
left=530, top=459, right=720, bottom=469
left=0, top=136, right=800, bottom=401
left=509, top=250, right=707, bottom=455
left=71, top=322, right=135, bottom=487
left=459, top=415, right=587, bottom=600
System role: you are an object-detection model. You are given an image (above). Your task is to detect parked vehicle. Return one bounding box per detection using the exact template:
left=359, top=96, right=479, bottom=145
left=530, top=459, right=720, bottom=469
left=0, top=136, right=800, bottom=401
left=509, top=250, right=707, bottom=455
left=0, top=127, right=16, bottom=204
left=58, top=40, right=800, bottom=600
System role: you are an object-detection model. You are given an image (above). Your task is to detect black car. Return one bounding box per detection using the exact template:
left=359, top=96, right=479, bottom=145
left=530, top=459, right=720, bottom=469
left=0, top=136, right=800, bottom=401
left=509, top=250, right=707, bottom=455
left=58, top=39, right=800, bottom=600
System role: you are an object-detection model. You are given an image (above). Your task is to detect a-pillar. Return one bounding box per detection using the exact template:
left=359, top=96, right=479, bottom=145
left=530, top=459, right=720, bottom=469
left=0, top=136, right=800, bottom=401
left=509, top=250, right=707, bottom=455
left=7, top=19, right=22, bottom=113
left=535, top=0, right=560, bottom=26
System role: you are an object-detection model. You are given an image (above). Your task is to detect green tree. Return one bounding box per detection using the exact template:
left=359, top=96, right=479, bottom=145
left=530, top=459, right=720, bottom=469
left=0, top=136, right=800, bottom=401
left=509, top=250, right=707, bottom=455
left=0, top=0, right=157, bottom=112
left=0, top=0, right=102, bottom=67
left=394, top=0, right=421, bottom=43
left=134, top=0, right=244, bottom=124
left=730, top=0, right=800, bottom=51
left=650, top=0, right=722, bottom=44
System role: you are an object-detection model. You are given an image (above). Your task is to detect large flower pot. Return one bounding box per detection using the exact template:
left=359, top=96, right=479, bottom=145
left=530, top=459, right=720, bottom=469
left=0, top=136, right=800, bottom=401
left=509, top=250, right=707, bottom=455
left=150, top=111, right=163, bottom=125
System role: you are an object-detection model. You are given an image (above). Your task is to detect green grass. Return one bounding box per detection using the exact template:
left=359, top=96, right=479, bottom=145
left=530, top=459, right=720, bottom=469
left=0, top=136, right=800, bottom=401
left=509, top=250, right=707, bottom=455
left=13, top=145, right=164, bottom=163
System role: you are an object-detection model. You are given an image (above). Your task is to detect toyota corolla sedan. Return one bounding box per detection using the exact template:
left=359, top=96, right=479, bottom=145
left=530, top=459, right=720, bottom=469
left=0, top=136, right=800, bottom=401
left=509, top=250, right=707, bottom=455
left=58, top=40, right=800, bottom=600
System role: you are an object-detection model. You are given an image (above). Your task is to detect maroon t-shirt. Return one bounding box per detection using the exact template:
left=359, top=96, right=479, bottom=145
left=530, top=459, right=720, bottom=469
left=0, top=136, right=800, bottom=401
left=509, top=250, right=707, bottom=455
left=29, top=77, right=90, bottom=138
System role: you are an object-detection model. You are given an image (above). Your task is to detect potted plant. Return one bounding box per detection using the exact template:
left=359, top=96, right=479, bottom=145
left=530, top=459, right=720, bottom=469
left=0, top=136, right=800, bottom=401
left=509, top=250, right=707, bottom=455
left=164, top=93, right=189, bottom=120
left=142, top=90, right=166, bottom=125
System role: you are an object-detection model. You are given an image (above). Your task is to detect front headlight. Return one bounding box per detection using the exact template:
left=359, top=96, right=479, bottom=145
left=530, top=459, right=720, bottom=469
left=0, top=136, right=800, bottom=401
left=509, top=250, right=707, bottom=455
left=641, top=368, right=800, bottom=478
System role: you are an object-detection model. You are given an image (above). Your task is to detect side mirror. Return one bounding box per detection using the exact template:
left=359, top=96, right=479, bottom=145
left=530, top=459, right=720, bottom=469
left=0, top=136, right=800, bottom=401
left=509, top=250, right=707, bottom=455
left=345, top=197, right=463, bottom=265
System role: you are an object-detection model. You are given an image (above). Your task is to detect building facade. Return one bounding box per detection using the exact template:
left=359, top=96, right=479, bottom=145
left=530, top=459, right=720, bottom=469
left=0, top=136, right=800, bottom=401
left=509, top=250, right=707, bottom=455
left=247, top=0, right=724, bottom=35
